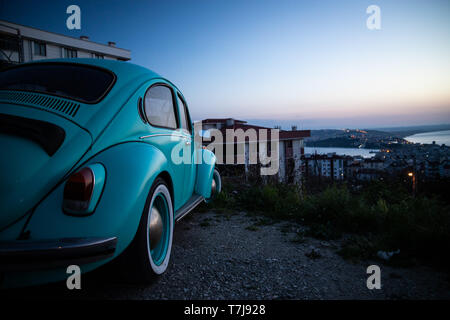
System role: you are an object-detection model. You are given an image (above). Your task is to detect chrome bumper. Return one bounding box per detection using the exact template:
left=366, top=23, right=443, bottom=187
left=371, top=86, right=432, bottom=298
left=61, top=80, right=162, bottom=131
left=0, top=237, right=117, bottom=271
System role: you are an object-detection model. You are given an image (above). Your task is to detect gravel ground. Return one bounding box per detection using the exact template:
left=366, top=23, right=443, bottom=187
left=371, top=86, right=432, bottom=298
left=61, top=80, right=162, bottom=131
left=3, top=210, right=450, bottom=300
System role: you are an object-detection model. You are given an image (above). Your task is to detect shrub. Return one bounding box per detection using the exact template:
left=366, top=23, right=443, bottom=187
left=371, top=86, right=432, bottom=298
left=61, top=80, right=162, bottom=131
left=205, top=178, right=450, bottom=269
left=306, top=222, right=341, bottom=240
left=237, top=183, right=301, bottom=219
left=338, top=235, right=378, bottom=261
left=380, top=197, right=450, bottom=266
left=297, top=185, right=352, bottom=225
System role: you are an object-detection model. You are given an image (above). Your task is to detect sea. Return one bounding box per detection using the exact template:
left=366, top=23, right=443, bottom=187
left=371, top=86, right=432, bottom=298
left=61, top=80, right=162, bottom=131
left=304, top=147, right=378, bottom=158
left=404, top=130, right=450, bottom=146
left=303, top=130, right=450, bottom=158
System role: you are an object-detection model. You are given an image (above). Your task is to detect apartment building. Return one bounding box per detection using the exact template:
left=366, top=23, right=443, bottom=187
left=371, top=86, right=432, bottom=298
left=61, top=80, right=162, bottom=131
left=0, top=20, right=130, bottom=68
left=198, top=118, right=310, bottom=183
left=302, top=153, right=345, bottom=181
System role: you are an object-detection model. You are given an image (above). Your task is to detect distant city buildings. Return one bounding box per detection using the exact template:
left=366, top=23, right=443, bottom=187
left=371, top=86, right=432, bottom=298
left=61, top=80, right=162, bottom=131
left=0, top=20, right=130, bottom=68
left=302, top=153, right=345, bottom=180
left=302, top=143, right=450, bottom=182
left=198, top=118, right=450, bottom=184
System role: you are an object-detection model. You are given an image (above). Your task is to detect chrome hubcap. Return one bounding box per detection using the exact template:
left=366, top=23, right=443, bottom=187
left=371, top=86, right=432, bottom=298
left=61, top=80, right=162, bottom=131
left=149, top=206, right=163, bottom=249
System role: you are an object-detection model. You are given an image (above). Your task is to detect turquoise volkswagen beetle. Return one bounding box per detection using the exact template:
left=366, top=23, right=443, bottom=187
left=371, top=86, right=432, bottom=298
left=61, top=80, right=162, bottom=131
left=0, top=59, right=221, bottom=288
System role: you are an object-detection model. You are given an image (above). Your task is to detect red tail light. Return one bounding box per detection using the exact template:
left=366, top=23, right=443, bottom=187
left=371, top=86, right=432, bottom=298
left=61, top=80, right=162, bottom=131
left=63, top=167, right=94, bottom=213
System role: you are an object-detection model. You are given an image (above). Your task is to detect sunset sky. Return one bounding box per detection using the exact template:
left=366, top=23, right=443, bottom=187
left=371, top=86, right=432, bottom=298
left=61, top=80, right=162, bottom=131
left=1, top=0, right=449, bottom=129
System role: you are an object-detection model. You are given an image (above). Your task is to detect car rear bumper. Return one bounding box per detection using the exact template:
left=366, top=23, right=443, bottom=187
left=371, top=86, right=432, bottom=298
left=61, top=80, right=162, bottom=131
left=0, top=237, right=117, bottom=271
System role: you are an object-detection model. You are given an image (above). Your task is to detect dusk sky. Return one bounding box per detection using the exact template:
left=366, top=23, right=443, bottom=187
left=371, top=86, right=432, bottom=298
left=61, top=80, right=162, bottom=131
left=1, top=0, right=449, bottom=129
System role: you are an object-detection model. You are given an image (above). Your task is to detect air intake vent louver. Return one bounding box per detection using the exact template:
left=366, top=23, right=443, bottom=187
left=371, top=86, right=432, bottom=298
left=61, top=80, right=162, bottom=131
left=0, top=91, right=81, bottom=117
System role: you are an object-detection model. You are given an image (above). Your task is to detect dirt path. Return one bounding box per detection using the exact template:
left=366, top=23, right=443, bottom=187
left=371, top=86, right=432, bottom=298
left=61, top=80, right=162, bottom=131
left=4, top=210, right=450, bottom=299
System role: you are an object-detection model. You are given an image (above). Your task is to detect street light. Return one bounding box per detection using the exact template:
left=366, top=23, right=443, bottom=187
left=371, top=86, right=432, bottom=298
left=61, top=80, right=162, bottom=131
left=408, top=172, right=416, bottom=195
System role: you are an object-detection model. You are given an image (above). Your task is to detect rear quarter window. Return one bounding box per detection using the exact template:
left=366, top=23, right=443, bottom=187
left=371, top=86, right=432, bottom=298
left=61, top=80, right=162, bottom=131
left=144, top=85, right=178, bottom=129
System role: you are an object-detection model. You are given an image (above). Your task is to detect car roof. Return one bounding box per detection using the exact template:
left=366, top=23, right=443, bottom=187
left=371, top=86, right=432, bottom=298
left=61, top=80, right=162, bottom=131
left=24, top=58, right=157, bottom=75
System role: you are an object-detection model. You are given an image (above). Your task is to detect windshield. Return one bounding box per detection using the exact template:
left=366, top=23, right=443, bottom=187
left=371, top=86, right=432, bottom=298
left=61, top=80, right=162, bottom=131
left=0, top=63, right=115, bottom=103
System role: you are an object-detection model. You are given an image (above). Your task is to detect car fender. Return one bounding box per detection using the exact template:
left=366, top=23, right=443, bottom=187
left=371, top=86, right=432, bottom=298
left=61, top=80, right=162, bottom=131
left=195, top=148, right=216, bottom=198
left=25, top=141, right=172, bottom=258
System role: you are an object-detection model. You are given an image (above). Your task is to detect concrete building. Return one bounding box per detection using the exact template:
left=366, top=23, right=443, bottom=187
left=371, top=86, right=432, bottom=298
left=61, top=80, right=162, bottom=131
left=198, top=118, right=310, bottom=183
left=440, top=159, right=450, bottom=178
left=354, top=158, right=385, bottom=180
left=0, top=20, right=130, bottom=68
left=302, top=153, right=345, bottom=181
left=345, top=160, right=361, bottom=179
left=424, top=160, right=440, bottom=179
left=356, top=168, right=383, bottom=181
left=361, top=158, right=384, bottom=170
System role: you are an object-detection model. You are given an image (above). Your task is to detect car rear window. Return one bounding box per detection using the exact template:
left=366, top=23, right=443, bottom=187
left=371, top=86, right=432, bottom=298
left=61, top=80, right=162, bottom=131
left=0, top=63, right=115, bottom=103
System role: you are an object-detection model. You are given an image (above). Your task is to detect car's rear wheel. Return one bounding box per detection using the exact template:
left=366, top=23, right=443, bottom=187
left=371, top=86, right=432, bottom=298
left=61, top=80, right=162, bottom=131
left=146, top=181, right=173, bottom=275
left=206, top=168, right=221, bottom=203
left=119, top=177, right=173, bottom=283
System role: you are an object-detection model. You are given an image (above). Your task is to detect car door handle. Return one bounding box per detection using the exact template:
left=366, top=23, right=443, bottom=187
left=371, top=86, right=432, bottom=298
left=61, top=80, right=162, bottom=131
left=185, top=141, right=191, bottom=145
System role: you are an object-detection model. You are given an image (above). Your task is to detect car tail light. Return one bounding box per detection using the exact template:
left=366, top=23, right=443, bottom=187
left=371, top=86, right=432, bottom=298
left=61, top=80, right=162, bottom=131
left=63, top=167, right=94, bottom=214
left=63, top=163, right=106, bottom=215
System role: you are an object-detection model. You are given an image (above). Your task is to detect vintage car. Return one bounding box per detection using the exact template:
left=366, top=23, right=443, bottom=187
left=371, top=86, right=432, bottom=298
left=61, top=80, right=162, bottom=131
left=0, top=59, right=221, bottom=288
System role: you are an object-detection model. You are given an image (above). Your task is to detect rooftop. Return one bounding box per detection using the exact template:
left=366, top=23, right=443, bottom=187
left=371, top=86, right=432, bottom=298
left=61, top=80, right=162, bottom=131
left=0, top=20, right=131, bottom=60
left=200, top=118, right=310, bottom=141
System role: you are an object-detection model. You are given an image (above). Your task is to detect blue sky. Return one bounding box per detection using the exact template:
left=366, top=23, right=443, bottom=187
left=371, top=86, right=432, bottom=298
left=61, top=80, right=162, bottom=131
left=1, top=0, right=449, bottom=129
